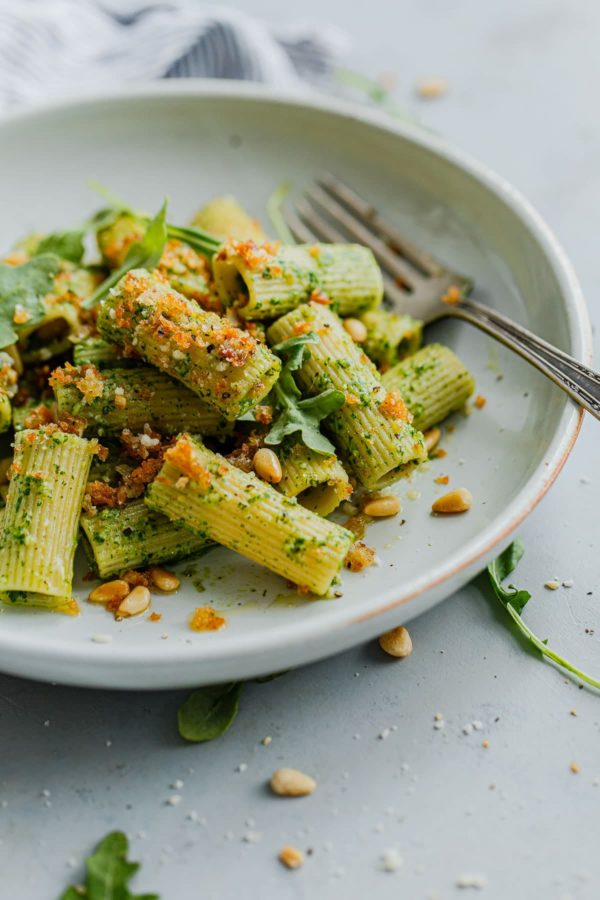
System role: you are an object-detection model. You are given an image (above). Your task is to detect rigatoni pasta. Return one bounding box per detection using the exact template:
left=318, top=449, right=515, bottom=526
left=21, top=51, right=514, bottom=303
left=381, top=344, right=475, bottom=432
left=359, top=310, right=423, bottom=367
left=190, top=196, right=268, bottom=243
left=146, top=434, right=354, bottom=596
left=81, top=499, right=211, bottom=578
left=267, top=303, right=427, bottom=489
left=0, top=187, right=477, bottom=617
left=52, top=364, right=229, bottom=438
left=213, top=241, right=383, bottom=319
left=96, top=268, right=281, bottom=420
left=0, top=428, right=95, bottom=609
left=277, top=442, right=351, bottom=517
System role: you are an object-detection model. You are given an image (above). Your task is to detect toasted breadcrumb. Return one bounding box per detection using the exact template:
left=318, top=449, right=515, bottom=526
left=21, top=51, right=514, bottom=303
left=416, top=77, right=449, bottom=99
left=345, top=541, right=377, bottom=572
left=12, top=304, right=31, bottom=325
left=85, top=481, right=127, bottom=509
left=189, top=606, right=226, bottom=632
left=121, top=570, right=150, bottom=588
left=441, top=285, right=462, bottom=305
left=380, top=389, right=411, bottom=421
left=165, top=435, right=212, bottom=488
left=343, top=513, right=372, bottom=540
left=309, top=289, right=332, bottom=305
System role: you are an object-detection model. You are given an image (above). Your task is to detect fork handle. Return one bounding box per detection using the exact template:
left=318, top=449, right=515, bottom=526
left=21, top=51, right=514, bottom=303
left=449, top=298, right=599, bottom=419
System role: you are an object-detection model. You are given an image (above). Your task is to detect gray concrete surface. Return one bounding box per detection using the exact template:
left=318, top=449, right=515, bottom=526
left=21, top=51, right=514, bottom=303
left=1, top=1, right=599, bottom=897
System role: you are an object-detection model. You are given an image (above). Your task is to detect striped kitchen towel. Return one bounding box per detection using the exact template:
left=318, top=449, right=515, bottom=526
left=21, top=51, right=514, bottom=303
left=0, top=0, right=349, bottom=111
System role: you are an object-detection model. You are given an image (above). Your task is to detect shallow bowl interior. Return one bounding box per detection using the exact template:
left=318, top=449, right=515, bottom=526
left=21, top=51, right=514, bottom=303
left=0, top=83, right=587, bottom=689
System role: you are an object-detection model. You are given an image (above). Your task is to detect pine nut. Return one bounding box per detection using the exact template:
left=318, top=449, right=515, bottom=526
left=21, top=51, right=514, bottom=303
left=148, top=567, right=180, bottom=593
left=423, top=426, right=441, bottom=454
left=270, top=768, right=316, bottom=797
left=343, top=317, right=368, bottom=343
left=362, top=494, right=401, bottom=518
left=279, top=845, right=305, bottom=869
left=117, top=585, right=150, bottom=617
left=379, top=625, right=413, bottom=658
left=88, top=579, right=130, bottom=605
left=253, top=448, right=282, bottom=484
left=431, top=488, right=472, bottom=514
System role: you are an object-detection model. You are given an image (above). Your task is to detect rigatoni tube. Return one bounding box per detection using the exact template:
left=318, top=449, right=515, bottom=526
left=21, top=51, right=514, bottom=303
left=96, top=269, right=280, bottom=420
left=278, top=443, right=351, bottom=517
left=18, top=265, right=100, bottom=364
left=73, top=337, right=138, bottom=369
left=0, top=428, right=95, bottom=606
left=213, top=241, right=382, bottom=319
left=97, top=214, right=221, bottom=311
left=52, top=364, right=229, bottom=438
left=81, top=499, right=211, bottom=578
left=190, top=196, right=268, bottom=243
left=359, top=310, right=423, bottom=367
left=146, top=434, right=354, bottom=596
left=267, top=303, right=426, bottom=490
left=0, top=589, right=77, bottom=614
left=381, top=343, right=475, bottom=432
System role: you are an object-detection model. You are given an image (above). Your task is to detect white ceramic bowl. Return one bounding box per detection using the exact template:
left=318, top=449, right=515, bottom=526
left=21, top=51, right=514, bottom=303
left=0, top=82, right=589, bottom=689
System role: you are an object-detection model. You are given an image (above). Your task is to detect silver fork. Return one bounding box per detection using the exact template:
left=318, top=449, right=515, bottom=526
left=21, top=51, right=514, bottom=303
left=283, top=172, right=600, bottom=420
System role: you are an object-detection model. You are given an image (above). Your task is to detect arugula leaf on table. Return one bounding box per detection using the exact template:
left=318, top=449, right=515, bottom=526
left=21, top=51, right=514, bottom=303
left=488, top=539, right=600, bottom=690
left=60, top=831, right=158, bottom=900
left=35, top=229, right=86, bottom=265
left=83, top=200, right=168, bottom=309
left=265, top=333, right=345, bottom=455
left=254, top=670, right=289, bottom=683
left=334, top=67, right=420, bottom=126
left=0, top=254, right=61, bottom=349
left=178, top=682, right=244, bottom=742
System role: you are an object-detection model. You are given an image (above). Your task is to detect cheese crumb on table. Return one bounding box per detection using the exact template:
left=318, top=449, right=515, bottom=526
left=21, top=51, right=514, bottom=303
left=456, top=873, right=487, bottom=889
left=381, top=848, right=403, bottom=872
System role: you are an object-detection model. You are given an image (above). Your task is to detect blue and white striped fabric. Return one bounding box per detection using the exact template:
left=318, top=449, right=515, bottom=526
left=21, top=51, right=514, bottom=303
left=0, top=0, right=348, bottom=112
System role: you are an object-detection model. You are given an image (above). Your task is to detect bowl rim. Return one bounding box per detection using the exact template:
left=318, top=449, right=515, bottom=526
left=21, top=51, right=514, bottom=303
left=0, top=80, right=591, bottom=685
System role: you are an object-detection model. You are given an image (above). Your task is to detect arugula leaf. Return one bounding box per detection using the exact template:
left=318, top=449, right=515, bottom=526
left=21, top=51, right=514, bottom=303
left=487, top=540, right=532, bottom=615
left=35, top=230, right=85, bottom=265
left=164, top=223, right=222, bottom=258
left=178, top=682, right=243, bottom=742
left=89, top=179, right=219, bottom=258
left=0, top=254, right=61, bottom=348
left=488, top=539, right=600, bottom=690
left=60, top=831, right=158, bottom=900
left=265, top=333, right=345, bottom=455
left=334, top=67, right=419, bottom=126
left=83, top=200, right=168, bottom=309
left=266, top=181, right=294, bottom=244
left=87, top=181, right=136, bottom=231
left=254, top=670, right=288, bottom=683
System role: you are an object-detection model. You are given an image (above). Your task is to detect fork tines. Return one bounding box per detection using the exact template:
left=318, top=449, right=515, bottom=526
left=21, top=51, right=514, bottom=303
left=283, top=172, right=469, bottom=306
